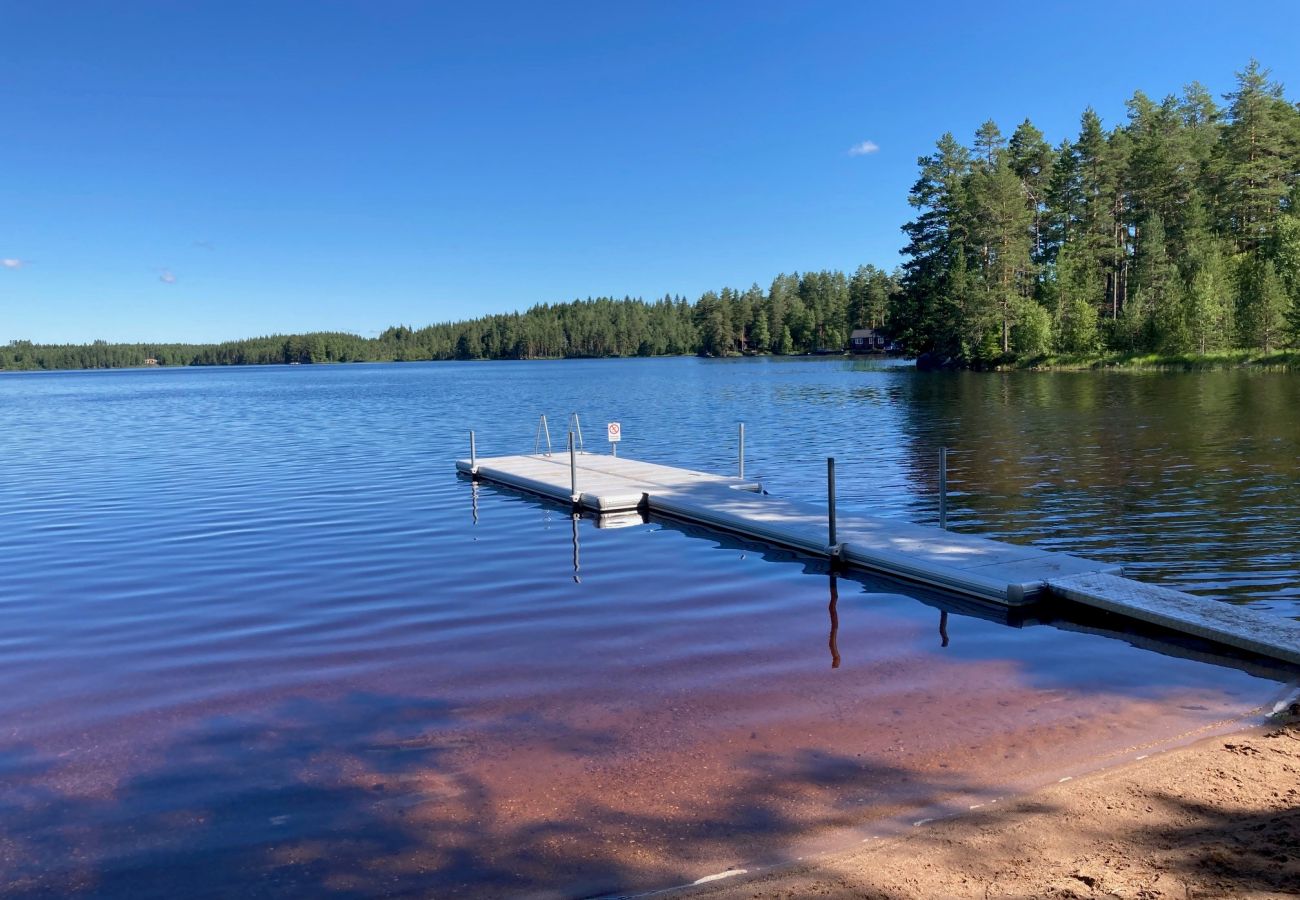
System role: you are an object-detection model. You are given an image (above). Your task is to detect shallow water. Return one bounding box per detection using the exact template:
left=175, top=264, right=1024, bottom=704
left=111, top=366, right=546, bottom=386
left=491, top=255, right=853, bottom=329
left=0, top=358, right=1296, bottom=897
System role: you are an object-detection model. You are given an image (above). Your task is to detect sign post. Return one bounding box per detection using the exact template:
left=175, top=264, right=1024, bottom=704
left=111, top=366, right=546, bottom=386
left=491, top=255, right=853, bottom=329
left=606, top=422, right=621, bottom=457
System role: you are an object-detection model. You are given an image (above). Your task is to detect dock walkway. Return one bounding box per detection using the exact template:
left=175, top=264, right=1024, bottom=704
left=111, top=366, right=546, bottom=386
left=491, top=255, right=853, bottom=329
left=457, top=451, right=1300, bottom=667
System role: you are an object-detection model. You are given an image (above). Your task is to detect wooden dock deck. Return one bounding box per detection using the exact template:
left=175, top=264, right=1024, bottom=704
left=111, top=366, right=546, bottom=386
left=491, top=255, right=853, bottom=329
left=457, top=451, right=1300, bottom=667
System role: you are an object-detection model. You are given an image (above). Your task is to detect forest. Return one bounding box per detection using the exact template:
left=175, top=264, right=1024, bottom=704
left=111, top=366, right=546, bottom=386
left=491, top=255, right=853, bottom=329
left=2, top=61, right=1297, bottom=372
left=893, top=60, right=1300, bottom=364
left=0, top=269, right=897, bottom=369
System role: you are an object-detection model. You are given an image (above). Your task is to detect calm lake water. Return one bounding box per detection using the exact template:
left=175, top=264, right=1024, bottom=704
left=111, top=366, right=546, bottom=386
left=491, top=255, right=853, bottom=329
left=1, top=357, right=1297, bottom=898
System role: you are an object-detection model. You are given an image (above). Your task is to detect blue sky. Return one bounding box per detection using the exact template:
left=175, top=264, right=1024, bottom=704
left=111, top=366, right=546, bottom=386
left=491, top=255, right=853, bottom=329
left=3, top=1, right=1298, bottom=344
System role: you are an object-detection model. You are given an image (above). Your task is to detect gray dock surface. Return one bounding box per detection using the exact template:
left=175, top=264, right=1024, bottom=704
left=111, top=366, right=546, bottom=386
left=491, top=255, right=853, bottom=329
left=458, top=451, right=1300, bottom=667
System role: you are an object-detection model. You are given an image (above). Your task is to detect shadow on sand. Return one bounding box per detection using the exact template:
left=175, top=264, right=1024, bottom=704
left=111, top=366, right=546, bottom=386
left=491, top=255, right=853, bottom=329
left=0, top=690, right=984, bottom=899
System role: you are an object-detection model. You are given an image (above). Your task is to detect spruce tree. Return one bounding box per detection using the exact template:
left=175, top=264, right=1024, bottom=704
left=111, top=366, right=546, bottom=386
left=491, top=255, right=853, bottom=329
left=1237, top=257, right=1290, bottom=351
left=1184, top=238, right=1235, bottom=353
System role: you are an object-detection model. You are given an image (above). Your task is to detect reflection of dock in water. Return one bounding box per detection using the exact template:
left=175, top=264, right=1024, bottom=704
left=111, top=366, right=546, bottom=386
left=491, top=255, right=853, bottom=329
left=458, top=450, right=1300, bottom=668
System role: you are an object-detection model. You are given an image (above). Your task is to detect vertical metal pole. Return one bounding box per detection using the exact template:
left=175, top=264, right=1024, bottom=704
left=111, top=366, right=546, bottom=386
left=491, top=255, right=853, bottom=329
left=827, top=456, right=838, bottom=555
left=542, top=415, right=552, bottom=456
left=939, top=446, right=948, bottom=530
left=469, top=429, right=477, bottom=471
left=569, top=431, right=579, bottom=503
left=738, top=422, right=745, bottom=480
left=612, top=440, right=617, bottom=458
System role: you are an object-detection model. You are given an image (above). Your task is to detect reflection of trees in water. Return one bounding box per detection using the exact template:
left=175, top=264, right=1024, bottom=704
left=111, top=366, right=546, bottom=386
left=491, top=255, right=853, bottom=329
left=893, top=372, right=1300, bottom=606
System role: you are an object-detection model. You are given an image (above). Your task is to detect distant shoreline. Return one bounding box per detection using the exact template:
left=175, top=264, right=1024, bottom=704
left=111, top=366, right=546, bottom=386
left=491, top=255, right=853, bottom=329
left=6, top=349, right=1299, bottom=374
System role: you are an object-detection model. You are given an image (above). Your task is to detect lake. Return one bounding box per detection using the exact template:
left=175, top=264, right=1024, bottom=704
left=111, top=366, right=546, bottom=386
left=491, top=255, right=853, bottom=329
left=1, top=357, right=1296, bottom=898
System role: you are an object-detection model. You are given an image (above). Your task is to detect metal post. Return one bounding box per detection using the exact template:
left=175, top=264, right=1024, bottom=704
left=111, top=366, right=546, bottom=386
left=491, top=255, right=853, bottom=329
left=738, top=422, right=745, bottom=480
left=939, top=446, right=948, bottom=530
left=569, top=431, right=579, bottom=504
left=469, top=429, right=477, bottom=472
left=827, top=456, right=838, bottom=556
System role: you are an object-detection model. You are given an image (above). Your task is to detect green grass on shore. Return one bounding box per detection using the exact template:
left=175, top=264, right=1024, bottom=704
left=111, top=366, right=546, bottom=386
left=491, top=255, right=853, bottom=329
left=1018, top=348, right=1300, bottom=371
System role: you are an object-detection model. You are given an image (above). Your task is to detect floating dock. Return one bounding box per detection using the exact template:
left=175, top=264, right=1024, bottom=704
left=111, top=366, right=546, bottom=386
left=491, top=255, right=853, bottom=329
left=457, top=451, right=1300, bottom=667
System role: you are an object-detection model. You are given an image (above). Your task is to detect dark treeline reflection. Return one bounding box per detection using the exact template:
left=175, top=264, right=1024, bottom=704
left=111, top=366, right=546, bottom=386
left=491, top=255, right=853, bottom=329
left=894, top=369, right=1300, bottom=606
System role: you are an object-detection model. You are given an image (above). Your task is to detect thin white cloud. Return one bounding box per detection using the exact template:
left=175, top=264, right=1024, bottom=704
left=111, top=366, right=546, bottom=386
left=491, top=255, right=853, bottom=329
left=2, top=258, right=27, bottom=269
left=159, top=269, right=177, bottom=284
left=848, top=140, right=880, bottom=156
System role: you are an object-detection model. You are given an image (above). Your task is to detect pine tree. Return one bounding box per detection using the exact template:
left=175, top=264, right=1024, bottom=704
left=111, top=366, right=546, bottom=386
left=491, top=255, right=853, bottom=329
left=1073, top=109, right=1128, bottom=321
left=967, top=121, right=1035, bottom=356
left=1126, top=91, right=1208, bottom=264
left=848, top=265, right=876, bottom=330
left=1219, top=60, right=1300, bottom=250
left=1008, top=119, right=1054, bottom=262
left=897, top=133, right=972, bottom=356
left=1044, top=138, right=1080, bottom=263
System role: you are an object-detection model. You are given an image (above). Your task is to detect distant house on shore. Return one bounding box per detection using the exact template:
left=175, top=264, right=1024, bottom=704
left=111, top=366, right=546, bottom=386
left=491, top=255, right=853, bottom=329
left=143, top=358, right=159, bottom=366
left=849, top=328, right=888, bottom=353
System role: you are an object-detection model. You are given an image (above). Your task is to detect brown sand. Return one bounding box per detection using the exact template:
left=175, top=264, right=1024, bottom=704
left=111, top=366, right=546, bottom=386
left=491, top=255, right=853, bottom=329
left=676, top=712, right=1300, bottom=900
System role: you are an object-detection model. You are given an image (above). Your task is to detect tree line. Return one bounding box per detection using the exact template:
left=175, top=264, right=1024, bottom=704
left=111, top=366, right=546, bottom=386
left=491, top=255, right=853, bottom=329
left=892, top=60, right=1300, bottom=364
left=0, top=266, right=898, bottom=370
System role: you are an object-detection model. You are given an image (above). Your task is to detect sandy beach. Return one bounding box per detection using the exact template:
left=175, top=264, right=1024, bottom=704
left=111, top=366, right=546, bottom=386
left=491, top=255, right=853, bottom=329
left=676, top=706, right=1299, bottom=900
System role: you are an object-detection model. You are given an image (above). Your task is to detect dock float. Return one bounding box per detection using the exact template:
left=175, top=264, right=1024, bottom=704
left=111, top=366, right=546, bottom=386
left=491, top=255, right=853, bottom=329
left=457, top=451, right=1300, bottom=667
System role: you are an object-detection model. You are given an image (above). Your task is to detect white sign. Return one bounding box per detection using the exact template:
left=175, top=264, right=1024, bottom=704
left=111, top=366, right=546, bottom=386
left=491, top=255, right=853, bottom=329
left=607, top=422, right=622, bottom=442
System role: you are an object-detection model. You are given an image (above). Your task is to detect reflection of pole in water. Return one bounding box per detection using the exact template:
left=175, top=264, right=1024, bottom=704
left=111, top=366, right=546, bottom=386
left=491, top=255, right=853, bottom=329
left=470, top=481, right=479, bottom=526
left=828, top=573, right=841, bottom=669
left=571, top=512, right=581, bottom=584
left=939, top=610, right=949, bottom=647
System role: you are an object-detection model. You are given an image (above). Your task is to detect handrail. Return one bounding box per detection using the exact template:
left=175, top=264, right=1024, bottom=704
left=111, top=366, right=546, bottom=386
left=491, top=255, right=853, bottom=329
left=534, top=414, right=553, bottom=456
